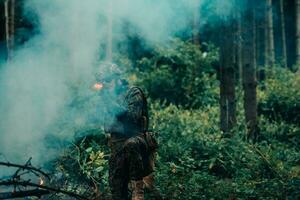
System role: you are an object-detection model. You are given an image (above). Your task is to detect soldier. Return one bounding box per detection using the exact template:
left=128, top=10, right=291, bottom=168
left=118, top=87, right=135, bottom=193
left=94, top=64, right=160, bottom=200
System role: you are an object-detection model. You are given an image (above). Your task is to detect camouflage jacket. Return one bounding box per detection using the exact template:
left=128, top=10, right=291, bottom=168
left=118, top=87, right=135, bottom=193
left=104, top=86, right=148, bottom=141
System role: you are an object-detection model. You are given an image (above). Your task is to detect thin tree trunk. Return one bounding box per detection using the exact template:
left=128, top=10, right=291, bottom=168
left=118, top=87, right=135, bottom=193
left=220, top=62, right=227, bottom=132
left=280, top=0, right=287, bottom=68
left=264, top=8, right=269, bottom=67
left=4, top=0, right=14, bottom=61
left=106, top=0, right=113, bottom=62
left=265, top=0, right=275, bottom=66
left=193, top=0, right=200, bottom=45
left=220, top=22, right=236, bottom=134
left=11, top=0, right=15, bottom=51
left=235, top=6, right=242, bottom=85
left=242, top=0, right=258, bottom=141
left=4, top=0, right=10, bottom=60
left=236, top=13, right=243, bottom=83
left=296, top=0, right=300, bottom=66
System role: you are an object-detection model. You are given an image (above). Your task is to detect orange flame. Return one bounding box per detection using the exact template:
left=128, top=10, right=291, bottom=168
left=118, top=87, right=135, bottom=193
left=93, top=83, right=104, bottom=91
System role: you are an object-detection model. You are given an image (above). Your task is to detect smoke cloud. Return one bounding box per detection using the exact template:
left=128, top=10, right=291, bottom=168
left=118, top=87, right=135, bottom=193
left=0, top=0, right=237, bottom=168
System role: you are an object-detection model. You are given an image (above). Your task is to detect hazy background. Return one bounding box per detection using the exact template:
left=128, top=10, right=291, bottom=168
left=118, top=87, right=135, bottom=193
left=0, top=0, right=236, bottom=167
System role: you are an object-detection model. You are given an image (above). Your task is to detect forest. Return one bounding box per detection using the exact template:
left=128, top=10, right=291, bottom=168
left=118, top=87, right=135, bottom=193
left=0, top=0, right=299, bottom=199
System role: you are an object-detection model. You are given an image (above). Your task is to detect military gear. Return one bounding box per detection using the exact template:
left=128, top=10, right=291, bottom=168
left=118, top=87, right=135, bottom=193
left=105, top=86, right=157, bottom=200
left=95, top=62, right=124, bottom=83
left=104, top=86, right=149, bottom=139
left=131, top=180, right=144, bottom=200
left=143, top=174, right=163, bottom=200
left=109, top=134, right=153, bottom=200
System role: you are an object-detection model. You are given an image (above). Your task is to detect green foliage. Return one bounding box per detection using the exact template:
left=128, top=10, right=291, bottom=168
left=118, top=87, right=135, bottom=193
left=53, top=132, right=110, bottom=198
left=150, top=103, right=300, bottom=199
left=259, top=68, right=300, bottom=124
left=51, top=41, right=300, bottom=199
left=130, top=39, right=219, bottom=108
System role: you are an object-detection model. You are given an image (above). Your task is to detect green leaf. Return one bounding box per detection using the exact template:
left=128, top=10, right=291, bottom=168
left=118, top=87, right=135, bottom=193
left=85, top=147, right=93, bottom=153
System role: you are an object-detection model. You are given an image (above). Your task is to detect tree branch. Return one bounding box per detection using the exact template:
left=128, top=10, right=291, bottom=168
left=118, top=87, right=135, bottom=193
left=0, top=180, right=89, bottom=200
left=0, top=161, right=50, bottom=180
left=0, top=189, right=50, bottom=199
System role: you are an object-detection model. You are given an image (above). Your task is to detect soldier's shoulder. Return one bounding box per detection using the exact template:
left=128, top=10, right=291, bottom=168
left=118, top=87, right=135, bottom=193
left=127, top=86, right=144, bottom=95
left=125, top=86, right=145, bottom=100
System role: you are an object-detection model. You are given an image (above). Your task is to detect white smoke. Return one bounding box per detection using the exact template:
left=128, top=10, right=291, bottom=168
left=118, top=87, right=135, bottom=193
left=0, top=0, right=236, bottom=167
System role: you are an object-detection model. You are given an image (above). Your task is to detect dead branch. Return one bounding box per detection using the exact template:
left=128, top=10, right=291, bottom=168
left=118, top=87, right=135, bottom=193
left=0, top=161, right=50, bottom=180
left=0, top=189, right=50, bottom=199
left=0, top=180, right=89, bottom=200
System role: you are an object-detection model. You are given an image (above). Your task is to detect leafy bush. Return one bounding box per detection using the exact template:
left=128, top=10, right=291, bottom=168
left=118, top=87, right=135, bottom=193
left=129, top=39, right=219, bottom=108
left=258, top=68, right=300, bottom=125
left=50, top=48, right=300, bottom=199
left=52, top=100, right=300, bottom=199
left=150, top=102, right=300, bottom=200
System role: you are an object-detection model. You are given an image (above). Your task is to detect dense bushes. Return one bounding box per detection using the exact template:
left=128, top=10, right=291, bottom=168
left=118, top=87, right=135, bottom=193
left=130, top=39, right=219, bottom=108
left=55, top=101, right=300, bottom=199
left=150, top=102, right=300, bottom=199
left=52, top=40, right=300, bottom=199
left=258, top=68, right=300, bottom=125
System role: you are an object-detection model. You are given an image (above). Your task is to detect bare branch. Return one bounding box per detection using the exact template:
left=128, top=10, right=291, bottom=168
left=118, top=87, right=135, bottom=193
left=0, top=180, right=90, bottom=200
left=0, top=161, right=50, bottom=180
left=0, top=189, right=50, bottom=199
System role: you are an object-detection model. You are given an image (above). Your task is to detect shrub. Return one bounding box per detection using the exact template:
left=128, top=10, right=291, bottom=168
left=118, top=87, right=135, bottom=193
left=258, top=68, right=300, bottom=125
left=150, top=102, right=300, bottom=199
left=130, top=39, right=219, bottom=108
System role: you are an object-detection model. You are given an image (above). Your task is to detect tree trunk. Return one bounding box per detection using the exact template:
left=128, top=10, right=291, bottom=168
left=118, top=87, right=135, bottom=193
left=279, top=0, right=287, bottom=68
left=10, top=0, right=15, bottom=49
left=106, top=0, right=113, bottom=62
left=220, top=58, right=227, bottom=132
left=4, top=0, right=14, bottom=61
left=265, top=0, right=275, bottom=66
left=220, top=22, right=236, bottom=135
left=296, top=0, right=300, bottom=66
left=193, top=0, right=200, bottom=45
left=4, top=0, right=10, bottom=60
left=235, top=6, right=242, bottom=85
left=242, top=0, right=258, bottom=141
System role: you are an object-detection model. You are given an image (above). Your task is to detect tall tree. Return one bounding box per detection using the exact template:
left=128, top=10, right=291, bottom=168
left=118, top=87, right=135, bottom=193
left=234, top=2, right=243, bottom=85
left=296, top=0, right=300, bottom=66
left=220, top=21, right=236, bottom=135
left=4, top=0, right=15, bottom=61
left=265, top=0, right=275, bottom=66
left=279, top=0, right=287, bottom=68
left=106, top=0, right=113, bottom=62
left=242, top=0, right=258, bottom=141
left=193, top=0, right=200, bottom=45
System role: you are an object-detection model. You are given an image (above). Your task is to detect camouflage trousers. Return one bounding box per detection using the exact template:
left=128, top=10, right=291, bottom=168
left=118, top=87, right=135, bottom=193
left=109, top=136, right=148, bottom=200
left=131, top=174, right=163, bottom=200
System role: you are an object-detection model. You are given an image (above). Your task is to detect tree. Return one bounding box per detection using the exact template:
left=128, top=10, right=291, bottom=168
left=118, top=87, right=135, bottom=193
left=220, top=20, right=236, bottom=135
left=296, top=0, right=300, bottom=66
left=242, top=0, right=258, bottom=141
left=234, top=1, right=242, bottom=85
left=265, top=0, right=275, bottom=67
left=279, top=0, right=287, bottom=68
left=4, top=0, right=15, bottom=61
left=106, top=0, right=113, bottom=62
left=193, top=0, right=200, bottom=45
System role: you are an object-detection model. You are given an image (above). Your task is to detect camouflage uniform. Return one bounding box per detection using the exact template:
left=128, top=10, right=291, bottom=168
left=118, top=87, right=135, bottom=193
left=105, top=86, right=155, bottom=200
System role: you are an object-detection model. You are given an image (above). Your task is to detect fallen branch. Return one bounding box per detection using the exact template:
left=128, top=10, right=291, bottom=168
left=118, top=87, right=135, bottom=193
left=0, top=189, right=50, bottom=199
left=0, top=180, right=89, bottom=200
left=0, top=161, right=50, bottom=180
left=252, top=146, right=285, bottom=182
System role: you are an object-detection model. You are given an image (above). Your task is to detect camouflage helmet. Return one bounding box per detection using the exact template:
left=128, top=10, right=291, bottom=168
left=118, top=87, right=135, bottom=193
left=95, top=62, right=124, bottom=83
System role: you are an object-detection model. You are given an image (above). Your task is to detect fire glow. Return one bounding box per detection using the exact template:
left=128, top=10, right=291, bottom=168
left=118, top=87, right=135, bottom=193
left=93, top=83, right=104, bottom=91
